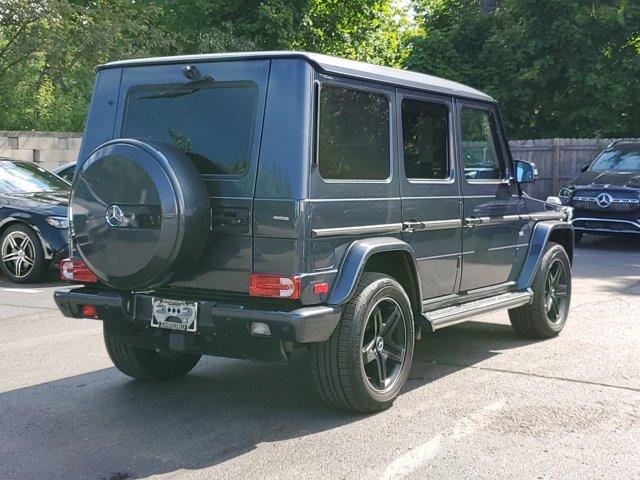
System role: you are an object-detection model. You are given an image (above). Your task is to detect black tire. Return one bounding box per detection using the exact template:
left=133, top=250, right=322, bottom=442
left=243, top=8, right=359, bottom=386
left=104, top=326, right=201, bottom=381
left=0, top=223, right=48, bottom=283
left=509, top=242, right=571, bottom=339
left=574, top=232, right=583, bottom=244
left=310, top=273, right=415, bottom=413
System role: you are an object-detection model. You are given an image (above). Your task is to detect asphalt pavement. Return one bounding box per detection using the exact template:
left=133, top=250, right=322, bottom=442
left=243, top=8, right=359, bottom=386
left=0, top=235, right=639, bottom=480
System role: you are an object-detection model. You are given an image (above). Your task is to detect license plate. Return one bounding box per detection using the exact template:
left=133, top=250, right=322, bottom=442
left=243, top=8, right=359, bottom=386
left=150, top=298, right=198, bottom=332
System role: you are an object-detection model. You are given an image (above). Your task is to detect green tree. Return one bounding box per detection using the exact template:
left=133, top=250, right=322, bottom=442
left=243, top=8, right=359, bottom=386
left=0, top=0, right=174, bottom=131
left=407, top=0, right=640, bottom=139
left=155, top=0, right=412, bottom=67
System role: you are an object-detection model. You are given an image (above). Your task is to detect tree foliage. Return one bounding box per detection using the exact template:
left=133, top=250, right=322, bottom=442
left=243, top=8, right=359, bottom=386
left=407, top=0, right=640, bottom=138
left=0, top=0, right=638, bottom=138
left=0, top=0, right=409, bottom=132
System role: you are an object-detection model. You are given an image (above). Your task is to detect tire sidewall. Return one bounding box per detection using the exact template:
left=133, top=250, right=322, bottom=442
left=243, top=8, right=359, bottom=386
left=0, top=224, right=46, bottom=283
left=348, top=275, right=415, bottom=408
left=532, top=244, right=572, bottom=335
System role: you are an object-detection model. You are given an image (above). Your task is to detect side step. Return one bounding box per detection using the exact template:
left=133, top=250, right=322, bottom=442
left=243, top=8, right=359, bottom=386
left=426, top=290, right=533, bottom=331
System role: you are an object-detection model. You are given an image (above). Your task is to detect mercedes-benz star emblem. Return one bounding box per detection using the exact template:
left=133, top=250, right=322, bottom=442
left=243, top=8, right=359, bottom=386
left=105, top=205, right=124, bottom=227
left=596, top=193, right=613, bottom=208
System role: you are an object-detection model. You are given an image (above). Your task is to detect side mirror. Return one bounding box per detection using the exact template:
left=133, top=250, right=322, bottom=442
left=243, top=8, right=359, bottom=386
left=515, top=159, right=538, bottom=184
left=580, top=163, right=590, bottom=173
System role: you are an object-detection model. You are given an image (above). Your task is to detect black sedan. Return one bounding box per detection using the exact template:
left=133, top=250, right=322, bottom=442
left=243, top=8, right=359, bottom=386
left=559, top=140, right=640, bottom=242
left=0, top=158, right=69, bottom=283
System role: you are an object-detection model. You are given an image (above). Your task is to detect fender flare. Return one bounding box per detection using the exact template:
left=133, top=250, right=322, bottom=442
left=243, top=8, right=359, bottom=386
left=517, top=220, right=573, bottom=290
left=326, top=237, right=421, bottom=307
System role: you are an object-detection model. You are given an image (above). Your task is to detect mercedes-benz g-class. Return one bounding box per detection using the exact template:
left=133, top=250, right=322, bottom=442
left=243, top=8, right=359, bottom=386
left=55, top=52, right=574, bottom=413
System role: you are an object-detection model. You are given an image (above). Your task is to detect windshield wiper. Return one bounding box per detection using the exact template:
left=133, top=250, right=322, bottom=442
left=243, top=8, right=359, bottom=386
left=140, top=75, right=216, bottom=100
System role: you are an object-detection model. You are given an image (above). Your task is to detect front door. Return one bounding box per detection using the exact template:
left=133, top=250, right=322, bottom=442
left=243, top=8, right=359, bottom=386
left=398, top=90, right=462, bottom=300
left=457, top=101, right=523, bottom=292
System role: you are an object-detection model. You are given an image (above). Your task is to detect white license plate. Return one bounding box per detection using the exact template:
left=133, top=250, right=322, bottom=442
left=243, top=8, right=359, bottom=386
left=150, top=298, right=198, bottom=332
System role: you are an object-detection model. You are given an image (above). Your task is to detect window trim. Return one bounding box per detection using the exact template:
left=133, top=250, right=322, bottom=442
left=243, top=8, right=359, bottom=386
left=315, top=80, right=393, bottom=184
left=121, top=80, right=259, bottom=180
left=458, top=103, right=509, bottom=185
left=398, top=93, right=456, bottom=185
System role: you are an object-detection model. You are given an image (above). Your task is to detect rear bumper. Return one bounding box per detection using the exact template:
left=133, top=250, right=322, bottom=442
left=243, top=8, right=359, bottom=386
left=54, top=288, right=341, bottom=344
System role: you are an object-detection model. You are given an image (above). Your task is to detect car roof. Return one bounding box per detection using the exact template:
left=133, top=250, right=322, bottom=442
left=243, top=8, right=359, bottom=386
left=608, top=139, right=640, bottom=148
left=97, top=51, right=495, bottom=103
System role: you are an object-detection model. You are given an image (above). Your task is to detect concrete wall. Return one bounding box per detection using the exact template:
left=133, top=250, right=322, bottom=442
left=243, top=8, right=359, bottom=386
left=0, top=131, right=81, bottom=173
left=1, top=131, right=636, bottom=199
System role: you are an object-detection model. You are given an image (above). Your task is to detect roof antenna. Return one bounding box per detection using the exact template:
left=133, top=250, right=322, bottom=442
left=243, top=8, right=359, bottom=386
left=181, top=65, right=201, bottom=80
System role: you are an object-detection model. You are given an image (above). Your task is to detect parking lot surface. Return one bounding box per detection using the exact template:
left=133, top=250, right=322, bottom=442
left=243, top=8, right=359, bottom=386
left=0, top=236, right=639, bottom=480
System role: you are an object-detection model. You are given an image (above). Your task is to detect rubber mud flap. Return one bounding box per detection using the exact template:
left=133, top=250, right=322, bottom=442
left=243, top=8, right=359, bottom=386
left=70, top=138, right=210, bottom=290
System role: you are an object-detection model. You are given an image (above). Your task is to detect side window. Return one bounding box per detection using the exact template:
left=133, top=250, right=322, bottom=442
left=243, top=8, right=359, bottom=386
left=460, top=107, right=504, bottom=181
left=318, top=85, right=390, bottom=180
left=401, top=98, right=449, bottom=179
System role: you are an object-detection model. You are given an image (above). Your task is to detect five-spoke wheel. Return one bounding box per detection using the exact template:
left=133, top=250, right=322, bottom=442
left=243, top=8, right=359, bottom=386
left=0, top=224, right=46, bottom=283
left=361, top=298, right=407, bottom=391
left=544, top=258, right=569, bottom=324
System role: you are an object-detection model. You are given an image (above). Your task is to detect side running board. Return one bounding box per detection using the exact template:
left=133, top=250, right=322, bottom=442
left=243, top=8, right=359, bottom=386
left=426, top=290, right=533, bottom=331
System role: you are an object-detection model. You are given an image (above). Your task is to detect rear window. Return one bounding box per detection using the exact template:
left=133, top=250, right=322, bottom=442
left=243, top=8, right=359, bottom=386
left=122, top=82, right=258, bottom=176
left=317, top=85, right=390, bottom=180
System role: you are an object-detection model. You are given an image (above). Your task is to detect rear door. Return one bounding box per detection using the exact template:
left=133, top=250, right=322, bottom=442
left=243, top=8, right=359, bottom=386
left=114, top=60, right=270, bottom=292
left=398, top=90, right=462, bottom=300
left=456, top=100, right=523, bottom=292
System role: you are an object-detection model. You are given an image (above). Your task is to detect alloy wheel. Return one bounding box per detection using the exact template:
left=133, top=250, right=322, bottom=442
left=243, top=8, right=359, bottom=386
left=544, top=258, right=568, bottom=324
left=1, top=231, right=36, bottom=279
left=361, top=297, right=407, bottom=391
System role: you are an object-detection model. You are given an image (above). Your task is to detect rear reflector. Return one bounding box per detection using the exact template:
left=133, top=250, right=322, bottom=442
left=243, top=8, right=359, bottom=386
left=249, top=274, right=301, bottom=299
left=81, top=305, right=98, bottom=318
left=313, top=282, right=329, bottom=295
left=60, top=258, right=98, bottom=283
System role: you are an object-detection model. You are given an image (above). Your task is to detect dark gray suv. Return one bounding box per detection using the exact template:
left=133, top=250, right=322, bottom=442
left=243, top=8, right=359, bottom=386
left=55, top=52, right=574, bottom=413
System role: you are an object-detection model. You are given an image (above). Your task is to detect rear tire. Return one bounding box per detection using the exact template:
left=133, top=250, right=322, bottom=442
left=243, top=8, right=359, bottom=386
left=509, top=242, right=571, bottom=339
left=310, top=273, right=415, bottom=413
left=104, top=326, right=201, bottom=381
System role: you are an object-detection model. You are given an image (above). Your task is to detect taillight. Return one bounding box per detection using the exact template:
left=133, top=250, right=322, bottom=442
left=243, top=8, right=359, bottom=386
left=60, top=258, right=98, bottom=283
left=249, top=274, right=301, bottom=299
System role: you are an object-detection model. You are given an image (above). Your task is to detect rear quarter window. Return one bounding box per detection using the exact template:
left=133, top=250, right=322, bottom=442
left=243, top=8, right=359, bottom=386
left=317, top=85, right=390, bottom=181
left=122, top=82, right=258, bottom=176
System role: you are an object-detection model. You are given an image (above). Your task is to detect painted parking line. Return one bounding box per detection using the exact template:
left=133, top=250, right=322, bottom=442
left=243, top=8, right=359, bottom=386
left=381, top=400, right=506, bottom=480
left=0, top=288, right=44, bottom=294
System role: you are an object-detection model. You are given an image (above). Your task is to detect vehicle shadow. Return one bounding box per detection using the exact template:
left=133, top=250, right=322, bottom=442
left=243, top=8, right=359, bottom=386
left=572, top=235, right=640, bottom=293
left=0, top=269, right=63, bottom=288
left=576, top=234, right=640, bottom=253
left=0, top=321, right=536, bottom=480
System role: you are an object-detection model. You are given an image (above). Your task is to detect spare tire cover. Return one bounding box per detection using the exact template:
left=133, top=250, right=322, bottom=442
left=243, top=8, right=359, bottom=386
left=71, top=138, right=210, bottom=290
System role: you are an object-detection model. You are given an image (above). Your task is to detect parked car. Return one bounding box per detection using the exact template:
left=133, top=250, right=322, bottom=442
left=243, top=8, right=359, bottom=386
left=53, top=162, right=76, bottom=183
left=558, top=140, right=640, bottom=242
left=54, top=52, right=574, bottom=413
left=0, top=158, right=69, bottom=283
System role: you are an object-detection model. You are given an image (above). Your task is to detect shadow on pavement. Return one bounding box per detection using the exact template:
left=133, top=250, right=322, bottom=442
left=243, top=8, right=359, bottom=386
left=0, top=269, right=63, bottom=289
left=0, top=321, right=535, bottom=480
left=572, top=235, right=640, bottom=293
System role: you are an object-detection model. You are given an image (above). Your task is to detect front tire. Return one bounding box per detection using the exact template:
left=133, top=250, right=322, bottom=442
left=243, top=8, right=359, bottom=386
left=0, top=224, right=47, bottom=283
left=310, top=273, right=415, bottom=413
left=509, top=242, right=571, bottom=338
left=574, top=232, right=583, bottom=244
left=104, top=326, right=201, bottom=381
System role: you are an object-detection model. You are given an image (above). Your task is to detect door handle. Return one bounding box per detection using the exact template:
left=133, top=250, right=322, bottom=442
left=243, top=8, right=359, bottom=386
left=402, top=220, right=424, bottom=232
left=464, top=217, right=484, bottom=228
